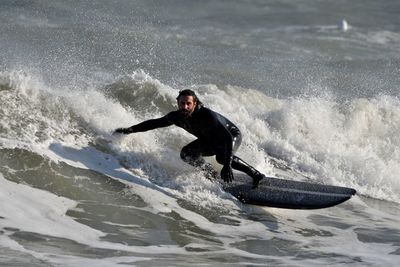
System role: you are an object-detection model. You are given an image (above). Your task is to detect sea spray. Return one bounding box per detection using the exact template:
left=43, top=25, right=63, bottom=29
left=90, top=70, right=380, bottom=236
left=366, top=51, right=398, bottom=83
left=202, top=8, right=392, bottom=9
left=2, top=69, right=399, bottom=203
left=263, top=95, right=400, bottom=202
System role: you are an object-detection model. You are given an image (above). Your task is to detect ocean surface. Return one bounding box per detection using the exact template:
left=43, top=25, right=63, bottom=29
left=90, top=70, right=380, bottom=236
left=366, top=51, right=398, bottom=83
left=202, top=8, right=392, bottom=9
left=1, top=0, right=400, bottom=266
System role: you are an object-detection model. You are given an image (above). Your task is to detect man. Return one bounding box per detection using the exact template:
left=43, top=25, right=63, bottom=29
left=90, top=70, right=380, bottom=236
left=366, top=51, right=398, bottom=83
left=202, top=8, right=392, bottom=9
left=114, top=89, right=264, bottom=188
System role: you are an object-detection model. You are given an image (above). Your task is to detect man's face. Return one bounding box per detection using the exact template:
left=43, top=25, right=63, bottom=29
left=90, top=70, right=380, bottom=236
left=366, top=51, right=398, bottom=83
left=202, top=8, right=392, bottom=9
left=177, top=95, right=197, bottom=117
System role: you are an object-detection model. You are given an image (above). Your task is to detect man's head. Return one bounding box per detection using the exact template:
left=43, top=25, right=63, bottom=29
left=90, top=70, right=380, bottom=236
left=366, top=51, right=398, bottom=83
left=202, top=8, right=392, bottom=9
left=176, top=89, right=202, bottom=118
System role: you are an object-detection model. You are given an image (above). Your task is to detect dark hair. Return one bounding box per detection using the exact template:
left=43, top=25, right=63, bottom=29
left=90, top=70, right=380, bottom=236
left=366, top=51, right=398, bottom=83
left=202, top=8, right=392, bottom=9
left=176, top=89, right=203, bottom=107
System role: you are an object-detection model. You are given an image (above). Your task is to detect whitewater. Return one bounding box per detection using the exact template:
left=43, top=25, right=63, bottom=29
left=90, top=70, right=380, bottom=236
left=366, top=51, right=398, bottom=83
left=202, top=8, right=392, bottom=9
left=1, top=0, right=400, bottom=266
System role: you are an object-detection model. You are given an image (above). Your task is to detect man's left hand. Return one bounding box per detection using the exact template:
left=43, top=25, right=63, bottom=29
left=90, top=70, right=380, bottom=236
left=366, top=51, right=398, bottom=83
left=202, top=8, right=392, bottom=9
left=113, top=128, right=129, bottom=135
left=221, top=165, right=234, bottom=183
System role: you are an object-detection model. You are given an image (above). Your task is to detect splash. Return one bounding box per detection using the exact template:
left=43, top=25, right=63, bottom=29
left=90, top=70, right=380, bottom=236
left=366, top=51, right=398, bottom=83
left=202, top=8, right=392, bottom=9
left=263, top=95, right=400, bottom=202
left=1, top=69, right=399, bottom=204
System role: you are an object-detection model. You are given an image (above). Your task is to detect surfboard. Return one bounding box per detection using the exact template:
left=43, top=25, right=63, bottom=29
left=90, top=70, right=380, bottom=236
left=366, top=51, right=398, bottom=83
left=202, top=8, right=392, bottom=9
left=223, top=175, right=356, bottom=209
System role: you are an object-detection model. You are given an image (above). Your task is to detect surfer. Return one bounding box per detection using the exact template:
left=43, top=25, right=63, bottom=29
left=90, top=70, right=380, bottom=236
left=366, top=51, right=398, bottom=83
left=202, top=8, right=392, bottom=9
left=114, top=89, right=264, bottom=188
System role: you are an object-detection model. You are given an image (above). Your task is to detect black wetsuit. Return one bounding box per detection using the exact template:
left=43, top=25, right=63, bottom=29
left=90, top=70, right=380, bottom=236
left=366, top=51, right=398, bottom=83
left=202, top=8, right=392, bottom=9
left=120, top=106, right=262, bottom=184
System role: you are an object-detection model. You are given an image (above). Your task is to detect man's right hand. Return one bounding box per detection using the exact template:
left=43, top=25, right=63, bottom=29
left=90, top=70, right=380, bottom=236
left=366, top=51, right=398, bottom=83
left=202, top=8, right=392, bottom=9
left=221, top=165, right=234, bottom=183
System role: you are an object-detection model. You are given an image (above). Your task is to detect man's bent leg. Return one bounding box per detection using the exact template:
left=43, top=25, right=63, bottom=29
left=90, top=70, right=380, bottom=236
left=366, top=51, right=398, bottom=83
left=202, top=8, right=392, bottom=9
left=180, top=140, right=218, bottom=179
left=231, top=156, right=264, bottom=188
left=180, top=140, right=208, bottom=166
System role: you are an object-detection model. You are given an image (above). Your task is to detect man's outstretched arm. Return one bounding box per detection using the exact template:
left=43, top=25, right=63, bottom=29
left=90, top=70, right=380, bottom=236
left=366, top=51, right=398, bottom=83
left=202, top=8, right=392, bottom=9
left=114, top=116, right=173, bottom=134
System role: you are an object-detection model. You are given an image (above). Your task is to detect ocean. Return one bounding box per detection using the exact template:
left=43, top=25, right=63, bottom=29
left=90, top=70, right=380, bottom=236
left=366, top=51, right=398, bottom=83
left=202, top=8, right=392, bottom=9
left=1, top=0, right=400, bottom=266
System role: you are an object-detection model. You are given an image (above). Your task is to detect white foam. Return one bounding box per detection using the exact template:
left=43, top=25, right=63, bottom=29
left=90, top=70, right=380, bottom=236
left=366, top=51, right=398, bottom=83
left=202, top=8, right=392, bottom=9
left=367, top=30, right=400, bottom=45
left=4, top=68, right=400, bottom=204
left=0, top=173, right=103, bottom=250
left=263, top=95, right=400, bottom=203
left=2, top=69, right=400, bottom=266
left=0, top=161, right=268, bottom=265
left=2, top=68, right=400, bottom=204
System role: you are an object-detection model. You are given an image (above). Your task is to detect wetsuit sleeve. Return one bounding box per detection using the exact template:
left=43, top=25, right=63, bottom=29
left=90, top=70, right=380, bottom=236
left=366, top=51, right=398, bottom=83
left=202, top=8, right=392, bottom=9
left=124, top=114, right=173, bottom=134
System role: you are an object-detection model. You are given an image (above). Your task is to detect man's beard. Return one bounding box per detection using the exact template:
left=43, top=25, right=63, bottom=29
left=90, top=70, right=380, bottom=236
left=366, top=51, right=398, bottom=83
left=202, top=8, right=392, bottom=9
left=180, top=109, right=192, bottom=118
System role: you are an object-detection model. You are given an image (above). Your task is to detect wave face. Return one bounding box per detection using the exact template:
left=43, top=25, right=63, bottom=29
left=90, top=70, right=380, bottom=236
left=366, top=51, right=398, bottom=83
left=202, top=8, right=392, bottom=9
left=1, top=70, right=400, bottom=266
left=1, top=0, right=400, bottom=266
left=1, top=70, right=399, bottom=202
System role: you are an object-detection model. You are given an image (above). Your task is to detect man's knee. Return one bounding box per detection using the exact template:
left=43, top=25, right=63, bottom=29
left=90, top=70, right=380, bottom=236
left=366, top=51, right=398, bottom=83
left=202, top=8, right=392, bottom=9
left=180, top=146, right=201, bottom=166
left=215, top=154, right=225, bottom=165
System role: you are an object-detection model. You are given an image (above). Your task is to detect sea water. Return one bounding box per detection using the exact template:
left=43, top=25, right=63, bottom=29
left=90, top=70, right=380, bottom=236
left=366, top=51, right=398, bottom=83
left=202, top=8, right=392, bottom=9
left=1, top=0, right=399, bottom=266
